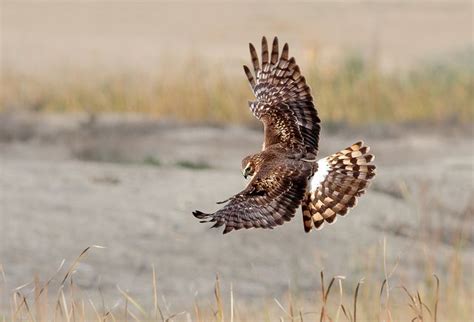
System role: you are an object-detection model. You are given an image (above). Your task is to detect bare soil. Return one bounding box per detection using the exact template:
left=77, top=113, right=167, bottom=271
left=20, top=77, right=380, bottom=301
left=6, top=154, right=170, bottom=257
left=0, top=113, right=472, bottom=310
left=2, top=1, right=472, bottom=74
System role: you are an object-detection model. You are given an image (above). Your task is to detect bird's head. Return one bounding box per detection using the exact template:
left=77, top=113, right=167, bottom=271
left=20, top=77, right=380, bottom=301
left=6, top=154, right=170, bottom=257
left=241, top=154, right=263, bottom=179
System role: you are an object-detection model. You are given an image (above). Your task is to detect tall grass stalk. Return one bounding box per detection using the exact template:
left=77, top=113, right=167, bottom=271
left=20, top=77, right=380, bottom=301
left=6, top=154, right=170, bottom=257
left=1, top=51, right=472, bottom=125
left=2, top=244, right=470, bottom=321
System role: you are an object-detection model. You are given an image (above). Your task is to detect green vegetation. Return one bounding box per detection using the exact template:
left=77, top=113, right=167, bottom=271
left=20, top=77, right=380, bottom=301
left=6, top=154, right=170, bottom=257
left=1, top=50, right=472, bottom=125
left=143, top=157, right=212, bottom=170
left=175, top=160, right=212, bottom=170
left=143, top=156, right=162, bottom=167
left=307, top=50, right=474, bottom=124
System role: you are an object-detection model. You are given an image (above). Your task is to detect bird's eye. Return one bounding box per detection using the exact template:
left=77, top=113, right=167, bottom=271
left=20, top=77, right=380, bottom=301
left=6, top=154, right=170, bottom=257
left=242, top=163, right=254, bottom=178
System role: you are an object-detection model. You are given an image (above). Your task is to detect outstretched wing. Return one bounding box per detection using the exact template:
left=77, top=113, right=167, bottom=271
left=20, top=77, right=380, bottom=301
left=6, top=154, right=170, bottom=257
left=244, top=36, right=321, bottom=154
left=193, top=161, right=309, bottom=234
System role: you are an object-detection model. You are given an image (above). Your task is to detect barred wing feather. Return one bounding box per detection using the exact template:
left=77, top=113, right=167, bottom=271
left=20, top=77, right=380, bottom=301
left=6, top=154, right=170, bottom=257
left=243, top=36, right=321, bottom=154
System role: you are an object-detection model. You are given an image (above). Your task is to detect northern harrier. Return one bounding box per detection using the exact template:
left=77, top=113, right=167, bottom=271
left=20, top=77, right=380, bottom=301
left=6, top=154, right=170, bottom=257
left=193, top=37, right=376, bottom=234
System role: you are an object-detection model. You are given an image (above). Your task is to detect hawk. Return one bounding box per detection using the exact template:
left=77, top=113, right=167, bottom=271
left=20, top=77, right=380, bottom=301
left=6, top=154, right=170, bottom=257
left=193, top=36, right=376, bottom=234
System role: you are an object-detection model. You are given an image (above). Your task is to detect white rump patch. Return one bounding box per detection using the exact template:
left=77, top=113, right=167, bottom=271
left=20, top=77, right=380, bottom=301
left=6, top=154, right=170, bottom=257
left=309, top=157, right=330, bottom=192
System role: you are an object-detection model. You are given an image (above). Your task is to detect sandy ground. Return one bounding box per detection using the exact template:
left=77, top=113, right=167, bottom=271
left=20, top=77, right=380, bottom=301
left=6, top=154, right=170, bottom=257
left=2, top=1, right=472, bottom=74
left=0, top=113, right=472, bottom=311
left=1, top=0, right=472, bottom=315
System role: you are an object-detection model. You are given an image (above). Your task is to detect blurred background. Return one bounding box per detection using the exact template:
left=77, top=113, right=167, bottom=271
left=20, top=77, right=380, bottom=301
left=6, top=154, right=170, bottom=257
left=1, top=1, right=473, bottom=320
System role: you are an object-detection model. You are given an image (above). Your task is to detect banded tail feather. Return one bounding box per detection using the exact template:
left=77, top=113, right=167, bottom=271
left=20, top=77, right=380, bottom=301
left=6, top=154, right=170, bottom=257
left=302, top=141, right=376, bottom=232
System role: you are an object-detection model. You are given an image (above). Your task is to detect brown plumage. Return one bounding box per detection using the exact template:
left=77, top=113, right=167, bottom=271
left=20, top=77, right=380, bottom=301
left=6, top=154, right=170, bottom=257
left=301, top=141, right=376, bottom=232
left=193, top=36, right=376, bottom=234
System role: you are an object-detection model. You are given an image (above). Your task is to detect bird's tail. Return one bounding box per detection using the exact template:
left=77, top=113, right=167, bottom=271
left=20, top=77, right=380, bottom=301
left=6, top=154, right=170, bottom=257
left=301, top=141, right=376, bottom=232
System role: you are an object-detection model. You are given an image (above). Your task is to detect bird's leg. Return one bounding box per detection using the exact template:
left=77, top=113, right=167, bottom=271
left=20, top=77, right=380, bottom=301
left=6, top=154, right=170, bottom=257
left=301, top=151, right=318, bottom=162
left=301, top=158, right=318, bottom=162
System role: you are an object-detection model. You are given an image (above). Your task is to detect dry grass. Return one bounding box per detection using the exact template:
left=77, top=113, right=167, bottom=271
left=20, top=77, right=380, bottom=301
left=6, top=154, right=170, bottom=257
left=1, top=47, right=473, bottom=321
left=2, top=241, right=472, bottom=322
left=0, top=157, right=472, bottom=321
left=1, top=50, right=472, bottom=125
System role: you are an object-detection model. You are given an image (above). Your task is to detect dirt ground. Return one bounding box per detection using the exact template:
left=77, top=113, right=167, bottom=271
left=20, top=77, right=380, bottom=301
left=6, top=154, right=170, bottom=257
left=2, top=1, right=472, bottom=74
left=1, top=0, right=473, bottom=313
left=0, top=113, right=472, bottom=311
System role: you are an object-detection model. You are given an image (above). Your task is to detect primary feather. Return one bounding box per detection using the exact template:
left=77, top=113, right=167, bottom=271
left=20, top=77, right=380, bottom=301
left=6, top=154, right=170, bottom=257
left=243, top=36, right=321, bottom=155
left=193, top=37, right=376, bottom=234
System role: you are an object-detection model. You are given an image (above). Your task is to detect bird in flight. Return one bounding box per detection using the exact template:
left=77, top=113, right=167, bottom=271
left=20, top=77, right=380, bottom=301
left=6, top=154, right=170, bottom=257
left=193, top=36, right=376, bottom=234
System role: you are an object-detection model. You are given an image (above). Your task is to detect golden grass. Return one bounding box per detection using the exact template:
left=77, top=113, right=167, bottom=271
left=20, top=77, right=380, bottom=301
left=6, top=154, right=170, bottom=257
left=1, top=50, right=472, bottom=125
left=0, top=50, right=473, bottom=321
left=2, top=240, right=472, bottom=322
